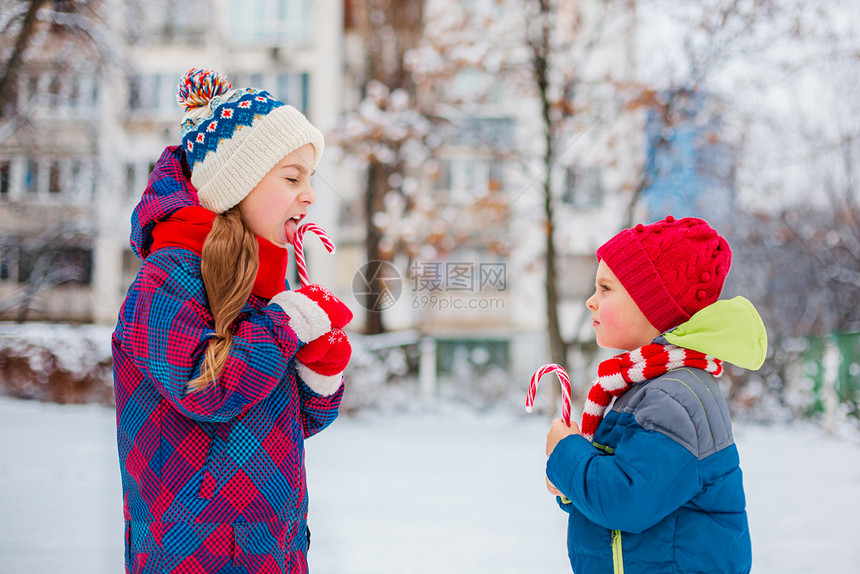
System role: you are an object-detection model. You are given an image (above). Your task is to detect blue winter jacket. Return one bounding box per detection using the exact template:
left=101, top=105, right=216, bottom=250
left=547, top=298, right=766, bottom=574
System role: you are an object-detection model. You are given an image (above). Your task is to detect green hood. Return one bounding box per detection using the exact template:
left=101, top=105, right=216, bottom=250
left=663, top=296, right=768, bottom=370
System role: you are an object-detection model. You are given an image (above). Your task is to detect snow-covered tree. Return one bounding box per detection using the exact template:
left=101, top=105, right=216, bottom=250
left=336, top=0, right=519, bottom=334
left=637, top=0, right=860, bottom=420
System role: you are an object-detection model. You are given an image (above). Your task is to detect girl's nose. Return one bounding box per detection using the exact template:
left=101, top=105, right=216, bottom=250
left=300, top=184, right=317, bottom=205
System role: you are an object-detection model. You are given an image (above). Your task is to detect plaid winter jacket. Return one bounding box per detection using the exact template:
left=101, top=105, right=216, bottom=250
left=112, top=146, right=343, bottom=574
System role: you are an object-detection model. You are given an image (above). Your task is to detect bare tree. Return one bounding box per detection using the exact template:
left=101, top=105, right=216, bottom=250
left=344, top=0, right=426, bottom=334
left=0, top=0, right=48, bottom=117
left=338, top=0, right=519, bottom=333
left=0, top=209, right=95, bottom=322
left=659, top=0, right=860, bottom=420
left=0, top=0, right=126, bottom=323
left=518, top=0, right=822, bottom=373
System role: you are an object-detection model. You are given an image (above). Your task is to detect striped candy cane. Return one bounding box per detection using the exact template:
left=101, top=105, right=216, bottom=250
left=526, top=363, right=572, bottom=426
left=294, top=223, right=336, bottom=288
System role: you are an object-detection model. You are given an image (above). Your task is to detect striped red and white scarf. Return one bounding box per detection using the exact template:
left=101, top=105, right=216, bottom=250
left=581, top=343, right=723, bottom=441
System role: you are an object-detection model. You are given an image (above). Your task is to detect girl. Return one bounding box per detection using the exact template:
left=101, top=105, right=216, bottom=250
left=112, top=69, right=352, bottom=574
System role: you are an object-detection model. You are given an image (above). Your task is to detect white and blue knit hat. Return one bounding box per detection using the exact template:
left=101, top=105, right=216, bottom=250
left=176, top=68, right=324, bottom=214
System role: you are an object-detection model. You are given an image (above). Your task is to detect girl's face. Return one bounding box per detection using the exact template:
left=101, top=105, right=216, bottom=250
left=585, top=260, right=661, bottom=351
left=237, top=144, right=316, bottom=247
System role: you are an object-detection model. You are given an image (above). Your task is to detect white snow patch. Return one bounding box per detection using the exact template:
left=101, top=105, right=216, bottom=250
left=0, top=398, right=858, bottom=573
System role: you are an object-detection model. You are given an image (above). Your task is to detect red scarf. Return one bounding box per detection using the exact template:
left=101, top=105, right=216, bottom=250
left=149, top=206, right=289, bottom=299
left=581, top=343, right=723, bottom=440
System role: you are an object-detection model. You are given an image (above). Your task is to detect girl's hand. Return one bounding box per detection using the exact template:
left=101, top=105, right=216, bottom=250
left=546, top=418, right=581, bottom=457
left=270, top=284, right=353, bottom=343
left=296, top=328, right=351, bottom=374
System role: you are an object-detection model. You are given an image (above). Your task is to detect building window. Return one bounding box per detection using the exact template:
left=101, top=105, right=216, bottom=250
left=695, top=137, right=733, bottom=184
left=128, top=73, right=181, bottom=116
left=47, top=71, right=62, bottom=108
left=0, top=161, right=9, bottom=197
left=55, top=247, right=93, bottom=285
left=435, top=158, right=505, bottom=198
left=89, top=77, right=99, bottom=108
left=19, top=245, right=93, bottom=286
left=128, top=75, right=142, bottom=110
left=276, top=72, right=310, bottom=114
left=49, top=161, right=62, bottom=194
left=434, top=160, right=451, bottom=191
left=125, top=164, right=136, bottom=197
left=227, top=0, right=313, bottom=45
left=68, top=74, right=81, bottom=107
left=277, top=73, right=290, bottom=103
left=27, top=76, right=39, bottom=103
left=129, top=0, right=209, bottom=45
left=232, top=72, right=310, bottom=115
left=69, top=160, right=82, bottom=194
left=0, top=240, right=16, bottom=283
left=301, top=73, right=309, bottom=115
left=562, top=166, right=603, bottom=209
left=26, top=160, right=39, bottom=194
left=455, top=117, right=515, bottom=149
left=90, top=162, right=98, bottom=200
left=20, top=71, right=98, bottom=115
left=13, top=157, right=94, bottom=201
left=488, top=162, right=504, bottom=192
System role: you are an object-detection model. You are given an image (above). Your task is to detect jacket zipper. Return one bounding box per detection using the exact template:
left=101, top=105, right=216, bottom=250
left=612, top=529, right=624, bottom=574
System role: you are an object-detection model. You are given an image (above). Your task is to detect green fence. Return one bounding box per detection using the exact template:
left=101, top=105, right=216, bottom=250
left=802, top=332, right=860, bottom=420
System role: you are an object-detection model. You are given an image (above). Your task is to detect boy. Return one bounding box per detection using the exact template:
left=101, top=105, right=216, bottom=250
left=545, top=216, right=766, bottom=574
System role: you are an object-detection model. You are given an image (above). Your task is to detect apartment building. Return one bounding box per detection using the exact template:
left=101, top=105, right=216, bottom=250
left=0, top=0, right=346, bottom=324
left=1, top=0, right=644, bottom=376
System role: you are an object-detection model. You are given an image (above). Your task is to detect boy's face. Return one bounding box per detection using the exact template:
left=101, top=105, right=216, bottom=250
left=237, top=144, right=316, bottom=248
left=586, top=261, right=661, bottom=351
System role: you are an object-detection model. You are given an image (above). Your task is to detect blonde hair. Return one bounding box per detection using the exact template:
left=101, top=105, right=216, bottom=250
left=187, top=208, right=259, bottom=393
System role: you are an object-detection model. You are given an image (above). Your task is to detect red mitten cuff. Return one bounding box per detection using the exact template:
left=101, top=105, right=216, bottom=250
left=270, top=284, right=353, bottom=343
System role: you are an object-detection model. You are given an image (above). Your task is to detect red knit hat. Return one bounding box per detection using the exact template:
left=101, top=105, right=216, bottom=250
left=596, top=216, right=732, bottom=333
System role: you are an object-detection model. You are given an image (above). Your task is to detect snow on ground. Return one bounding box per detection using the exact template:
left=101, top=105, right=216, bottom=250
left=0, top=396, right=858, bottom=573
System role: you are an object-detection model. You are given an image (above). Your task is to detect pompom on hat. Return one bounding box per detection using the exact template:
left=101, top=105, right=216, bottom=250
left=596, top=216, right=732, bottom=333
left=176, top=68, right=324, bottom=214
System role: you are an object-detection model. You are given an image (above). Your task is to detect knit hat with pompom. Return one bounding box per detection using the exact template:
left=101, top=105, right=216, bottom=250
left=596, top=216, right=732, bottom=333
left=176, top=68, right=324, bottom=213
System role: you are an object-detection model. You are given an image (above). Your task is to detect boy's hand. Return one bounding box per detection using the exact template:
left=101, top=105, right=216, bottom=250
left=546, top=476, right=562, bottom=496
left=546, top=418, right=581, bottom=457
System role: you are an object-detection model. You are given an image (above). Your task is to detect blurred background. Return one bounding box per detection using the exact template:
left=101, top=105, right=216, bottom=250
left=0, top=1, right=859, bottom=571
left=1, top=0, right=858, bottom=425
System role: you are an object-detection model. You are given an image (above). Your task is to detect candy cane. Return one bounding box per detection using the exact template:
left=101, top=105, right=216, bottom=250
left=294, top=223, right=336, bottom=288
left=526, top=363, right=572, bottom=426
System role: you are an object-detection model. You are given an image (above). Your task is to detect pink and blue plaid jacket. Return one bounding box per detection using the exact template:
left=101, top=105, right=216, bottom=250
left=112, top=146, right=342, bottom=574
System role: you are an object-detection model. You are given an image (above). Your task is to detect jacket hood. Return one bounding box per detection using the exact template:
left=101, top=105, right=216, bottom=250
left=663, top=296, right=768, bottom=370
left=130, top=146, right=200, bottom=260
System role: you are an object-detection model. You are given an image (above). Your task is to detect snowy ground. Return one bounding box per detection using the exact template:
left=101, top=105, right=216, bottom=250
left=0, top=396, right=858, bottom=573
